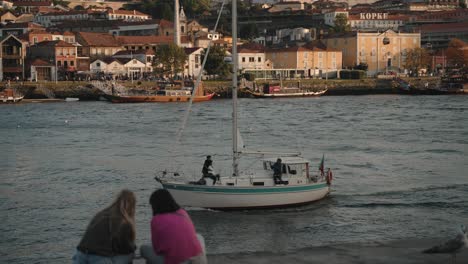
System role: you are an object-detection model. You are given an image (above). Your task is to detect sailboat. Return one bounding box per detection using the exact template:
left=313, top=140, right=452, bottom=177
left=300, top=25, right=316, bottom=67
left=155, top=0, right=332, bottom=210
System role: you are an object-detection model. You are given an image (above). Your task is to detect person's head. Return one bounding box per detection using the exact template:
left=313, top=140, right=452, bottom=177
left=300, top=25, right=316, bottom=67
left=150, top=189, right=180, bottom=215
left=107, top=189, right=136, bottom=239
left=277, top=158, right=282, bottom=163
left=110, top=189, right=136, bottom=219
left=206, top=155, right=212, bottom=160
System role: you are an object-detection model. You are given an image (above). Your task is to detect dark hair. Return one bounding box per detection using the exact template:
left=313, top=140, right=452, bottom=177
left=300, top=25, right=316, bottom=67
left=149, top=189, right=180, bottom=215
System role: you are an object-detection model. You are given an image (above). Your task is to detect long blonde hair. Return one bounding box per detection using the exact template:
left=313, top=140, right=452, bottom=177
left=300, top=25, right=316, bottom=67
left=107, top=189, right=136, bottom=240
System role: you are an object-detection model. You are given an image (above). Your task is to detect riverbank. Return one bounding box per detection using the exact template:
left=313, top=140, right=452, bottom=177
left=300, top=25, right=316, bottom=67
left=206, top=238, right=468, bottom=264
left=1, top=77, right=465, bottom=101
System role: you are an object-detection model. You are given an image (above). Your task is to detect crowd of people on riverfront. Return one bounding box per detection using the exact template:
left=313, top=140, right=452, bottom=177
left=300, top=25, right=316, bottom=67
left=72, top=189, right=206, bottom=264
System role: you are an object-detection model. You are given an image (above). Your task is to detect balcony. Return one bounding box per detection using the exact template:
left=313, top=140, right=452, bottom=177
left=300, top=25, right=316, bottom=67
left=3, top=66, right=23, bottom=73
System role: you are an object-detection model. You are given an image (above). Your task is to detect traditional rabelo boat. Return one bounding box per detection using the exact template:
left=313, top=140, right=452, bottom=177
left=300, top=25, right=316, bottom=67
left=0, top=88, right=24, bottom=103
left=248, top=83, right=327, bottom=98
left=103, top=80, right=215, bottom=103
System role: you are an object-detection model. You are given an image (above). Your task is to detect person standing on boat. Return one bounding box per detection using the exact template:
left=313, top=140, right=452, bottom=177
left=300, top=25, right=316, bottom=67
left=140, top=189, right=206, bottom=264
left=271, top=158, right=283, bottom=184
left=73, top=189, right=137, bottom=264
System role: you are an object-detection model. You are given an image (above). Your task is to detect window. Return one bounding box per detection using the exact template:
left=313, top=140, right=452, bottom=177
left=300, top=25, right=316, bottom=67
left=249, top=57, right=254, bottom=62
left=242, top=57, right=245, bottom=62
left=33, top=37, right=38, bottom=44
left=258, top=57, right=261, bottom=62
left=70, top=61, right=74, bottom=66
left=97, top=62, right=101, bottom=67
left=57, top=61, right=62, bottom=66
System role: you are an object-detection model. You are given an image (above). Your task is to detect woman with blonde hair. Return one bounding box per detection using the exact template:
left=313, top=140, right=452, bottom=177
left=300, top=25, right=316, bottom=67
left=73, top=189, right=137, bottom=264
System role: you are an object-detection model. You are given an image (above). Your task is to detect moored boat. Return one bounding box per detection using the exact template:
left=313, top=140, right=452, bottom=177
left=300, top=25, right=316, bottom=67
left=0, top=88, right=24, bottom=103
left=248, top=83, right=327, bottom=98
left=103, top=89, right=215, bottom=103
left=102, top=80, right=215, bottom=103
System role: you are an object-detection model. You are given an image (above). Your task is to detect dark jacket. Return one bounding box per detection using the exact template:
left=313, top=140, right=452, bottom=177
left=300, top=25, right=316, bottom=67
left=77, top=209, right=136, bottom=256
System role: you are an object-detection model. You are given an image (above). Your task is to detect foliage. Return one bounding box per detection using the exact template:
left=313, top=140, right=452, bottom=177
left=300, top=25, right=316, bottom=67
left=240, top=24, right=259, bottom=40
left=204, top=45, right=232, bottom=78
left=331, top=14, right=351, bottom=33
left=154, top=43, right=188, bottom=76
left=404, top=47, right=431, bottom=73
left=340, top=70, right=365, bottom=79
left=446, top=38, right=468, bottom=68
left=353, top=62, right=368, bottom=71
left=52, top=0, right=70, bottom=7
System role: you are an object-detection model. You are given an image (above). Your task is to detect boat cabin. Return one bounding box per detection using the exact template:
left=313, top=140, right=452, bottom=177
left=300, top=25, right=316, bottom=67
left=156, top=89, right=191, bottom=96
left=262, top=157, right=309, bottom=178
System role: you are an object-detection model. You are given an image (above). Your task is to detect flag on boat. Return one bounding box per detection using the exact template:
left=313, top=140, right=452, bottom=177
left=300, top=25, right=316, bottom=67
left=319, top=154, right=324, bottom=175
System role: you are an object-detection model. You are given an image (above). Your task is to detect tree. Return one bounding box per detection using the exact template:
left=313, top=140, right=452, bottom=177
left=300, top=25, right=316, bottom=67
left=204, top=45, right=231, bottom=78
left=240, top=24, right=259, bottom=40
left=353, top=62, right=368, bottom=71
left=446, top=38, right=468, bottom=68
left=404, top=47, right=431, bottom=75
left=154, top=43, right=188, bottom=77
left=332, top=14, right=351, bottom=33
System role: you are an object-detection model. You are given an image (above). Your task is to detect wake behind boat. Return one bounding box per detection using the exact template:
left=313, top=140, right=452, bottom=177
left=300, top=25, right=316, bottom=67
left=155, top=0, right=332, bottom=210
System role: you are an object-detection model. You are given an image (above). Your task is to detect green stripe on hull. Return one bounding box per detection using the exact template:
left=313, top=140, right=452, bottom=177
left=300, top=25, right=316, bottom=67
left=162, top=183, right=329, bottom=194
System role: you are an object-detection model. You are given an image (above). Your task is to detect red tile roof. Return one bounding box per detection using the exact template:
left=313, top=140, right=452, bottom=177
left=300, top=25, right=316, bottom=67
left=116, top=35, right=173, bottom=45
left=13, top=1, right=52, bottom=7
left=34, top=40, right=74, bottom=47
left=31, top=58, right=53, bottom=66
left=76, top=32, right=120, bottom=47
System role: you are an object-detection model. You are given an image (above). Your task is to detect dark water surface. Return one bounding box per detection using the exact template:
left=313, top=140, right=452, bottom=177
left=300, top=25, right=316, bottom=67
left=1, top=95, right=468, bottom=263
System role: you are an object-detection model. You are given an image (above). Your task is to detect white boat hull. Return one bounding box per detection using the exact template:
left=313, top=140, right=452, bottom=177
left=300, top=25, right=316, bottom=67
left=162, top=182, right=330, bottom=210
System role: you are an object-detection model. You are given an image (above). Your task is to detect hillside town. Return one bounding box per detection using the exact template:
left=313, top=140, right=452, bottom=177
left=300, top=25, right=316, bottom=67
left=0, top=0, right=467, bottom=82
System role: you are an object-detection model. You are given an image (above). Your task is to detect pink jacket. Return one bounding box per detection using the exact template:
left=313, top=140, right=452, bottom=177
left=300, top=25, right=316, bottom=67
left=151, top=209, right=202, bottom=264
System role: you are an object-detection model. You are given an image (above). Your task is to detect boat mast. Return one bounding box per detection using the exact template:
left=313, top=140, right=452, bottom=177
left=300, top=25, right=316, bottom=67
left=232, top=0, right=239, bottom=177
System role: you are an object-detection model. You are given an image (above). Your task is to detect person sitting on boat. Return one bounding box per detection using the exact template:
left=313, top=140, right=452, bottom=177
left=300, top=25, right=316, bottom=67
left=201, top=155, right=211, bottom=177
left=271, top=158, right=283, bottom=184
left=203, top=159, right=219, bottom=185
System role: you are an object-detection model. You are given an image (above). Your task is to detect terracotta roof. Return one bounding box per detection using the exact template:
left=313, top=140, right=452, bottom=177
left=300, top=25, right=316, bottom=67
left=239, top=42, right=265, bottom=52
left=63, top=31, right=74, bottom=36
left=2, top=22, right=44, bottom=29
left=158, top=19, right=173, bottom=28
left=106, top=9, right=148, bottom=16
left=31, top=58, right=53, bottom=66
left=38, top=10, right=87, bottom=16
left=34, top=40, right=74, bottom=47
left=116, top=35, right=173, bottom=45
left=418, top=22, right=468, bottom=33
left=113, top=49, right=155, bottom=56
left=266, top=46, right=311, bottom=52
left=77, top=32, right=120, bottom=47
left=13, top=1, right=52, bottom=7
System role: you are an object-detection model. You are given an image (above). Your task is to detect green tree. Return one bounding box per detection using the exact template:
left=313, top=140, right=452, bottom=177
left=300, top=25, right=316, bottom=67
left=240, top=23, right=259, bottom=40
left=404, top=47, right=431, bottom=74
left=154, top=43, right=188, bottom=77
left=205, top=45, right=231, bottom=78
left=332, top=14, right=351, bottom=33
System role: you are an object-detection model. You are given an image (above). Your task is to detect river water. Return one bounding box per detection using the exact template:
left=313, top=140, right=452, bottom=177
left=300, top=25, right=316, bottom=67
left=1, top=95, right=467, bottom=263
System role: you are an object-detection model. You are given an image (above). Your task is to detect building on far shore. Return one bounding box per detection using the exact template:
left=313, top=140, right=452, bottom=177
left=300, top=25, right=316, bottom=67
left=322, top=29, right=421, bottom=76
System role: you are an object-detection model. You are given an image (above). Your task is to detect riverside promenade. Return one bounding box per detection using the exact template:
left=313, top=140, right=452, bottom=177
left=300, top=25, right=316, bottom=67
left=2, top=77, right=462, bottom=101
